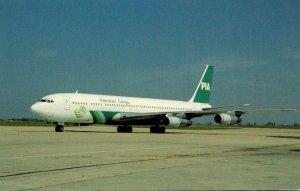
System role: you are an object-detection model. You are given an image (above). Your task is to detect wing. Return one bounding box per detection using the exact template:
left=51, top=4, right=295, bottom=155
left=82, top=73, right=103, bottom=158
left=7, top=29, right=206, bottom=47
left=233, top=108, right=296, bottom=117
left=111, top=107, right=295, bottom=123
left=111, top=104, right=251, bottom=122
left=186, top=108, right=296, bottom=118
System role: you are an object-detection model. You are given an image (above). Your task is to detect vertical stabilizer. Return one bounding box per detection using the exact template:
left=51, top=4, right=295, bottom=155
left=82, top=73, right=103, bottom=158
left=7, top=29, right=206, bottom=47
left=189, top=65, right=214, bottom=103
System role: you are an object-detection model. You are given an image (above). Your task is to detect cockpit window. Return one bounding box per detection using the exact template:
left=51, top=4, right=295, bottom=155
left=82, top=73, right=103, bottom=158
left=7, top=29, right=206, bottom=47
left=40, top=98, right=54, bottom=103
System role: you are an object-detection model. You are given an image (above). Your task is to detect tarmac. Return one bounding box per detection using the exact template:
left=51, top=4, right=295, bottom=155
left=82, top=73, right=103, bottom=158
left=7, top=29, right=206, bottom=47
left=0, top=125, right=300, bottom=190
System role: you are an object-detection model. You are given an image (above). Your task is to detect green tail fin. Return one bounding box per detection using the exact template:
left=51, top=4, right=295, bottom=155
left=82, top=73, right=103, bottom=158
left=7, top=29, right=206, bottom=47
left=189, top=65, right=214, bottom=103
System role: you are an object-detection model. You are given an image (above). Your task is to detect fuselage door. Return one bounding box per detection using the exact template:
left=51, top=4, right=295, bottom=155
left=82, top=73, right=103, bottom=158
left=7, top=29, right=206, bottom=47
left=64, top=96, right=70, bottom=110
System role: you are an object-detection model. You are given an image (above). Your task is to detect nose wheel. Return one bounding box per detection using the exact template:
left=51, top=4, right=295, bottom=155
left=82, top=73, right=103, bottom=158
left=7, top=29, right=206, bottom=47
left=55, top=125, right=64, bottom=132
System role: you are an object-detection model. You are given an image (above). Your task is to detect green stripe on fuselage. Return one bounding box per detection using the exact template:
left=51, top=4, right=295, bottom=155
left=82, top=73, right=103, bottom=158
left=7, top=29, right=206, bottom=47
left=89, top=111, right=118, bottom=124
left=90, top=111, right=102, bottom=123
left=102, top=111, right=118, bottom=120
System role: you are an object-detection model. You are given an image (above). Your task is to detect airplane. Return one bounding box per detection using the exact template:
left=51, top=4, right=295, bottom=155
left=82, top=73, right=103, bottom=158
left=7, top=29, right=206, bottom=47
left=30, top=65, right=295, bottom=133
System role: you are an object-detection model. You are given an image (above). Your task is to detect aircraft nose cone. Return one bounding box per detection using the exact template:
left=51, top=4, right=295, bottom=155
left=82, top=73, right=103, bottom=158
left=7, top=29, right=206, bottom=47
left=30, top=103, right=40, bottom=115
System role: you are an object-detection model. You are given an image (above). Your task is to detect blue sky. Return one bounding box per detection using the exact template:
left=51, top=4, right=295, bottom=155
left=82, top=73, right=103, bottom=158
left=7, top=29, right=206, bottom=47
left=0, top=0, right=299, bottom=124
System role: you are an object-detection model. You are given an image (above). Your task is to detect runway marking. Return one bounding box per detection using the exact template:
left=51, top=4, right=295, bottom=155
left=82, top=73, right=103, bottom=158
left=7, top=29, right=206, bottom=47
left=0, top=145, right=201, bottom=160
left=0, top=158, right=159, bottom=178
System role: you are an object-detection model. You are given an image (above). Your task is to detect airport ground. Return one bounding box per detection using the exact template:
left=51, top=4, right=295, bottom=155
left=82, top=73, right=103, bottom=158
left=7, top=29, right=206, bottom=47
left=0, top=125, right=299, bottom=190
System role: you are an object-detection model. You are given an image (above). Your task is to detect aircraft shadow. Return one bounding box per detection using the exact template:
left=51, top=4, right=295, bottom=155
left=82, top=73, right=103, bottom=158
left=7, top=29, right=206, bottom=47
left=65, top=130, right=187, bottom=134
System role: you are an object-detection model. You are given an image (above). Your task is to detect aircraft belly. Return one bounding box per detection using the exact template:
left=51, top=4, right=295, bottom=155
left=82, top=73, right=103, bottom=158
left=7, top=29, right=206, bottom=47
left=106, top=120, right=162, bottom=126
left=73, top=114, right=93, bottom=123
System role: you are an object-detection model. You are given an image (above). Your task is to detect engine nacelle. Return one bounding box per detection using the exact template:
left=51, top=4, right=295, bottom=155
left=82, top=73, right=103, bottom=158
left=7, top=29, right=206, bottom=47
left=163, top=117, right=192, bottom=127
left=214, top=113, right=241, bottom=125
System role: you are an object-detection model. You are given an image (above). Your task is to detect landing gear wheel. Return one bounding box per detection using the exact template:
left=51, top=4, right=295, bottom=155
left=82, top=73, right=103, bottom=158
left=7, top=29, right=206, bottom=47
left=150, top=126, right=165, bottom=134
left=127, top=126, right=132, bottom=133
left=55, top=125, right=64, bottom=132
left=160, top=126, right=165, bottom=134
left=117, top=125, right=132, bottom=133
left=117, top=126, right=122, bottom=132
left=150, top=126, right=155, bottom=133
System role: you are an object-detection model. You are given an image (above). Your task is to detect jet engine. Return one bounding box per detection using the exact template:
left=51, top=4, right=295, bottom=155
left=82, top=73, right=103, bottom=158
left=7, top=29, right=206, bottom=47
left=163, top=116, right=192, bottom=127
left=214, top=113, right=241, bottom=125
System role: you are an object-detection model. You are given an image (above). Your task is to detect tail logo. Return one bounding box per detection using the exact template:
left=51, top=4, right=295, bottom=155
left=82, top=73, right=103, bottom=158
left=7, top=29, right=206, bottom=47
left=188, top=65, right=214, bottom=103
left=200, top=82, right=210, bottom=91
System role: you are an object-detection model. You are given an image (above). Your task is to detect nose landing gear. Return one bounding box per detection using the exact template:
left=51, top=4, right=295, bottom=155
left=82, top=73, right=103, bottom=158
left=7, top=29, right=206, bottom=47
left=55, top=125, right=64, bottom=132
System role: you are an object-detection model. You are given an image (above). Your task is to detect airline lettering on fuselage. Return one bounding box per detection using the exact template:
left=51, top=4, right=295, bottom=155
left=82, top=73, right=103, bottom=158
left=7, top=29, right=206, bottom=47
left=99, top=98, right=130, bottom=105
left=200, top=82, right=210, bottom=91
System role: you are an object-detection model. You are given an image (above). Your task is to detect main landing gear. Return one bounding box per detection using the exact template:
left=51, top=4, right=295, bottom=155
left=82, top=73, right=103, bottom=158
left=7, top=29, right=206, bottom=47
left=55, top=125, right=64, bottom=132
left=117, top=125, right=165, bottom=134
left=117, top=125, right=133, bottom=133
left=150, top=125, right=165, bottom=134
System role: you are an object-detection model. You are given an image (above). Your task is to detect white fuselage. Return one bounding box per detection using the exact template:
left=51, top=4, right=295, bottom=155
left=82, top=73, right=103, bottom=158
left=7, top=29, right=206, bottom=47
left=31, top=93, right=211, bottom=125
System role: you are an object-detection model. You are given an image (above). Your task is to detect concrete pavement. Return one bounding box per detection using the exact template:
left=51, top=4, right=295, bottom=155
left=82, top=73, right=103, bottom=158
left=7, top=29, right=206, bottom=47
left=0, top=125, right=299, bottom=190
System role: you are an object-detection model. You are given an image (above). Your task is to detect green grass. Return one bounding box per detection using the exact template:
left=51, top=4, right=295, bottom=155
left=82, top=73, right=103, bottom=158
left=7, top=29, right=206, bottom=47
left=0, top=120, right=51, bottom=126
